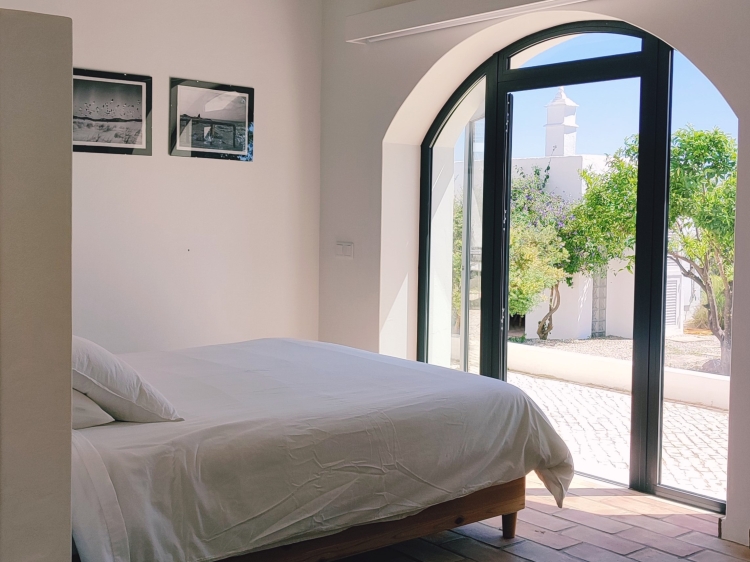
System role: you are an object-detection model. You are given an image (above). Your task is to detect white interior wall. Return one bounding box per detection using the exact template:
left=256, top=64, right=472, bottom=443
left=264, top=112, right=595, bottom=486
left=321, top=0, right=750, bottom=545
left=0, top=0, right=322, bottom=354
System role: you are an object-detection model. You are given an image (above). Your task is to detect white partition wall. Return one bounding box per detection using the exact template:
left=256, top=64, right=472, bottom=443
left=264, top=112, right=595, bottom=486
left=0, top=8, right=72, bottom=561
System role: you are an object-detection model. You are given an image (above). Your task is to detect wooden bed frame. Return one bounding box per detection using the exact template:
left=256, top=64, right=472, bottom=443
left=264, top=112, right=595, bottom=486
left=72, top=477, right=524, bottom=562
left=226, top=476, right=525, bottom=562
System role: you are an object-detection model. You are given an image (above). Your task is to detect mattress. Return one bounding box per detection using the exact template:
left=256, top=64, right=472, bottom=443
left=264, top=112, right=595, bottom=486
left=72, top=338, right=573, bottom=562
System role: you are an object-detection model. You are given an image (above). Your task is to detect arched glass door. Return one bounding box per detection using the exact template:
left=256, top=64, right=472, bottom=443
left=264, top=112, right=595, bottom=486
left=418, top=21, right=735, bottom=513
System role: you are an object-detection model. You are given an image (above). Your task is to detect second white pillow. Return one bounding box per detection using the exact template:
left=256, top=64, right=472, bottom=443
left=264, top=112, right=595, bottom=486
left=72, top=336, right=183, bottom=423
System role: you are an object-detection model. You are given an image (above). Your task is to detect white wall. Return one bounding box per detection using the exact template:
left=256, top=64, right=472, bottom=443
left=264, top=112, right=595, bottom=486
left=0, top=0, right=322, bottom=354
left=0, top=9, right=72, bottom=560
left=320, top=0, right=750, bottom=545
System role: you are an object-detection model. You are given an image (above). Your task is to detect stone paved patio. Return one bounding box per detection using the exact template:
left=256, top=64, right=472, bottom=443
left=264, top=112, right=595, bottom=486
left=508, top=372, right=728, bottom=500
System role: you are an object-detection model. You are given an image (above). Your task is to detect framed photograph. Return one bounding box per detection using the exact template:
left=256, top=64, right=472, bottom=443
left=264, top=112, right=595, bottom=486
left=73, top=69, right=152, bottom=155
left=169, top=78, right=254, bottom=161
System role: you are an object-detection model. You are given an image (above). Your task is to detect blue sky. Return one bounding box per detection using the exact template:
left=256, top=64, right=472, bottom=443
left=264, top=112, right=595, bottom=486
left=455, top=35, right=738, bottom=160
left=509, top=35, right=738, bottom=158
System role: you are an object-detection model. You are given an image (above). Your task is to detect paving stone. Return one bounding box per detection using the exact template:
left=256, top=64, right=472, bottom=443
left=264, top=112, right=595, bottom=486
left=507, top=372, right=728, bottom=500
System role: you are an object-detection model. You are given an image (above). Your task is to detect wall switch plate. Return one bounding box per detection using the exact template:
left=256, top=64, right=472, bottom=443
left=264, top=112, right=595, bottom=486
left=336, top=242, right=354, bottom=259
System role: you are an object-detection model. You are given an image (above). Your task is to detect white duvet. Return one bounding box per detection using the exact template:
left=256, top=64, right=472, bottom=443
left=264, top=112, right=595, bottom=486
left=72, top=339, right=573, bottom=562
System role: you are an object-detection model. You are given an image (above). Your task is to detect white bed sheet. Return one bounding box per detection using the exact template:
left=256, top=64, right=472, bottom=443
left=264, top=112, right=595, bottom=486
left=72, top=338, right=573, bottom=562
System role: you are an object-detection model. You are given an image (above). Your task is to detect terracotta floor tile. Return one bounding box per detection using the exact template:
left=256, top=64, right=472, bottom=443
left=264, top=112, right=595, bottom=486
left=505, top=540, right=582, bottom=561
left=392, top=538, right=465, bottom=562
left=690, top=550, right=747, bottom=562
left=679, top=532, right=750, bottom=561
left=563, top=542, right=635, bottom=562
left=526, top=496, right=565, bottom=514
left=518, top=508, right=577, bottom=531
left=352, top=475, right=737, bottom=562
left=662, top=514, right=718, bottom=535
left=628, top=547, right=685, bottom=561
left=557, top=507, right=633, bottom=533
left=515, top=520, right=581, bottom=549
left=561, top=525, right=644, bottom=555
left=609, top=514, right=690, bottom=537
left=422, top=530, right=464, bottom=545
left=617, top=527, right=703, bottom=557
left=455, top=522, right=523, bottom=548
left=441, top=537, right=527, bottom=561
left=563, top=495, right=634, bottom=516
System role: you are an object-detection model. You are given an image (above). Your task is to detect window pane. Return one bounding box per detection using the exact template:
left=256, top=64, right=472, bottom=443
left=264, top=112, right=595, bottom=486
left=510, top=33, right=642, bottom=70
left=506, top=79, right=641, bottom=485
left=427, top=78, right=486, bottom=371
left=659, top=52, right=737, bottom=501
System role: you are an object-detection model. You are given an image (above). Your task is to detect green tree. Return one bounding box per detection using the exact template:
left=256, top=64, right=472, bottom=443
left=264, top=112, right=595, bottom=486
left=509, top=166, right=570, bottom=337
left=668, top=127, right=737, bottom=374
left=452, top=193, right=463, bottom=331
left=566, top=127, right=737, bottom=374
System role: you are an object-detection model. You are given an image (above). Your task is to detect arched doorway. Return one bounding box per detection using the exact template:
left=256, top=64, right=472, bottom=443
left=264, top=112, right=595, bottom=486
left=418, top=21, right=737, bottom=513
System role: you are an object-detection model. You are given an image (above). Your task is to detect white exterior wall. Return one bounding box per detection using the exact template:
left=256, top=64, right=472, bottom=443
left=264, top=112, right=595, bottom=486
left=525, top=274, right=593, bottom=340
left=427, top=145, right=456, bottom=367
left=607, top=260, right=635, bottom=338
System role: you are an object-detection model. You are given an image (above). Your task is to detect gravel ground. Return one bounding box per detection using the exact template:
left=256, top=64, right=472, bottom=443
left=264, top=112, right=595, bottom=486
left=521, top=334, right=722, bottom=373
left=458, top=309, right=723, bottom=373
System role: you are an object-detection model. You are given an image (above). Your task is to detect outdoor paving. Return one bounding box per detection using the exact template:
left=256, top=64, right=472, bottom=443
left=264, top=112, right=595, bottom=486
left=508, top=372, right=728, bottom=500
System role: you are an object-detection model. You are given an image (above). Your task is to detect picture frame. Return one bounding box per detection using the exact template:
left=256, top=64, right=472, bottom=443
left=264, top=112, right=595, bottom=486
left=169, top=78, right=254, bottom=161
left=73, top=69, right=152, bottom=155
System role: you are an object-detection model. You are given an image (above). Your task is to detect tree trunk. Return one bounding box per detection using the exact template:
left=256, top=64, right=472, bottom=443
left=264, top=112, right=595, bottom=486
left=719, top=338, right=732, bottom=375
left=537, top=283, right=561, bottom=340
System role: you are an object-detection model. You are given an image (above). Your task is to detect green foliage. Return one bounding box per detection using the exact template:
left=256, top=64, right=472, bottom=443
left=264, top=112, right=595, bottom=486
left=563, top=138, right=639, bottom=277
left=509, top=221, right=568, bottom=316
left=508, top=166, right=569, bottom=317
left=571, top=126, right=737, bottom=372
left=452, top=194, right=464, bottom=322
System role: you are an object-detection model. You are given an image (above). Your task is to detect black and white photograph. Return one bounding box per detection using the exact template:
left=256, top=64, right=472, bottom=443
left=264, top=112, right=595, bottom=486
left=169, top=78, right=254, bottom=161
left=73, top=69, right=152, bottom=155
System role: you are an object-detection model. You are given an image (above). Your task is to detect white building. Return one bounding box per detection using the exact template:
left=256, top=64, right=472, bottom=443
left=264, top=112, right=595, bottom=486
left=514, top=87, right=699, bottom=340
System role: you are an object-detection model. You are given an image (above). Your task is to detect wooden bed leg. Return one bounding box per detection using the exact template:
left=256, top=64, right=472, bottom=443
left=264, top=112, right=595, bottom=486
left=502, top=512, right=518, bottom=539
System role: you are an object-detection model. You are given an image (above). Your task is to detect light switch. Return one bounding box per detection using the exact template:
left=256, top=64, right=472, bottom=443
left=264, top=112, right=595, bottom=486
left=336, top=242, right=354, bottom=259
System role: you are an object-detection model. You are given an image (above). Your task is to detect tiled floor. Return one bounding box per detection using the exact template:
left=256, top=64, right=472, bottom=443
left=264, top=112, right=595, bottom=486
left=342, top=473, right=747, bottom=562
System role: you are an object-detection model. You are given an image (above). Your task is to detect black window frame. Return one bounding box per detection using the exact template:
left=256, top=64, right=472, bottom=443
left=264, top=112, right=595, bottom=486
left=417, top=20, right=725, bottom=514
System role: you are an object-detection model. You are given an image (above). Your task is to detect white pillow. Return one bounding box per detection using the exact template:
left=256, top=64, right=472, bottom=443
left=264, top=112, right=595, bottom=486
left=72, top=336, right=183, bottom=423
left=72, top=389, right=114, bottom=429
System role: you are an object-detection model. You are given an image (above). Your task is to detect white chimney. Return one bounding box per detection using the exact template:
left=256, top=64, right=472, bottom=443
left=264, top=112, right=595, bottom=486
left=545, top=86, right=578, bottom=157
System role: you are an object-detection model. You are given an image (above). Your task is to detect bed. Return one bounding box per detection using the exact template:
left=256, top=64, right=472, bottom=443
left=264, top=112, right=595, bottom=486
left=72, top=338, right=573, bottom=562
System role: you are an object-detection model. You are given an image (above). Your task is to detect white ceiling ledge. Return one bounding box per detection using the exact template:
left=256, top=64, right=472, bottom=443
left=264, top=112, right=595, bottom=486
left=346, top=0, right=591, bottom=43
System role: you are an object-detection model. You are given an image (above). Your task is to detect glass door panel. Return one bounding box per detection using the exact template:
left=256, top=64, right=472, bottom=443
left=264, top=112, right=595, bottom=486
left=506, top=78, right=641, bottom=484
left=427, top=78, right=485, bottom=372
left=659, top=52, right=737, bottom=501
